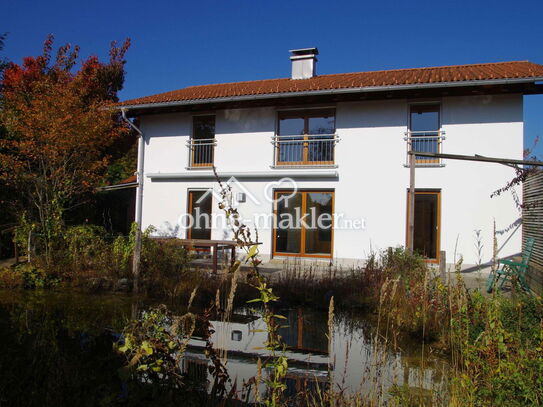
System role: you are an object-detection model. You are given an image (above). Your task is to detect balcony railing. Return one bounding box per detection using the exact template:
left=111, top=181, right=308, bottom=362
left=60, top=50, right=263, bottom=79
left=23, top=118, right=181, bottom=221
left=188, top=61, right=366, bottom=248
left=404, top=131, right=446, bottom=166
left=272, top=134, right=339, bottom=166
left=187, top=138, right=216, bottom=168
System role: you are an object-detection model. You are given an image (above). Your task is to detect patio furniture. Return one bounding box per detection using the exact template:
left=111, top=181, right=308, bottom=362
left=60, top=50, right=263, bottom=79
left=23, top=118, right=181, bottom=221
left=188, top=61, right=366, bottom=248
left=176, top=239, right=261, bottom=274
left=486, top=237, right=535, bottom=293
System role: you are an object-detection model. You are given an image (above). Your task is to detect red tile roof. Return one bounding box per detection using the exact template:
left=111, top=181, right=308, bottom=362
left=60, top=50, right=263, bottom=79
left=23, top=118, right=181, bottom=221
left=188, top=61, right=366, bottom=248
left=119, top=175, right=137, bottom=184
left=100, top=175, right=137, bottom=191
left=120, top=61, right=543, bottom=107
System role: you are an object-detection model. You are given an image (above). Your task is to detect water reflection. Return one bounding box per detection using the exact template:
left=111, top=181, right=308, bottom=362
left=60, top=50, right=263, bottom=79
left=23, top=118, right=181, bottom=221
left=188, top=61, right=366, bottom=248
left=0, top=291, right=449, bottom=405
left=187, top=307, right=449, bottom=402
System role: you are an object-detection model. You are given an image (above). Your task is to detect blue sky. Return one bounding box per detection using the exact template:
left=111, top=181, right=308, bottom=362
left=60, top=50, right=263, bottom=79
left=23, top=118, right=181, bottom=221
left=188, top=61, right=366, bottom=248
left=3, top=0, right=543, bottom=157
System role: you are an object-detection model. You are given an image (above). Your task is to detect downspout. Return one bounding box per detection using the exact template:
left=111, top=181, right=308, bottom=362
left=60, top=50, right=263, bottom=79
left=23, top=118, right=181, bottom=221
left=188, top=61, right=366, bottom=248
left=121, top=108, right=144, bottom=295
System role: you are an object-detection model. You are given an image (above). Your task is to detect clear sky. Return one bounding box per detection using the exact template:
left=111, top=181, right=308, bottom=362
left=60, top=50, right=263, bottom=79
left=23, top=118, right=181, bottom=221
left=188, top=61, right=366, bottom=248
left=2, top=0, right=543, bottom=158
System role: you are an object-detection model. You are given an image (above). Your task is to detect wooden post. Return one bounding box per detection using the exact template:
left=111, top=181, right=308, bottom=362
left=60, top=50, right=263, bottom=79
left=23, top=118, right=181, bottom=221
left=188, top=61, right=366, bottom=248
left=230, top=245, right=236, bottom=267
left=132, top=227, right=142, bottom=294
left=14, top=231, right=18, bottom=264
left=27, top=230, right=31, bottom=263
left=297, top=308, right=304, bottom=349
left=439, top=250, right=446, bottom=283
left=212, top=243, right=218, bottom=274
left=408, top=151, right=416, bottom=253
left=132, top=130, right=145, bottom=295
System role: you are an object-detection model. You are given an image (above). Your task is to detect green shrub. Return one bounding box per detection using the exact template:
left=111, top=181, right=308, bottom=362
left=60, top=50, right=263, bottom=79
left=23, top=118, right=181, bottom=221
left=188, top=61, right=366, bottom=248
left=452, top=294, right=543, bottom=406
left=13, top=263, right=58, bottom=289
left=63, top=225, right=111, bottom=274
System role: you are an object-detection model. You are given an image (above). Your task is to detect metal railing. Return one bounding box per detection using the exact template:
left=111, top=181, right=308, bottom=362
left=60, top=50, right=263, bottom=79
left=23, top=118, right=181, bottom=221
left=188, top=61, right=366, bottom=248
left=272, top=134, right=339, bottom=166
left=187, top=138, right=216, bottom=168
left=404, top=131, right=445, bottom=166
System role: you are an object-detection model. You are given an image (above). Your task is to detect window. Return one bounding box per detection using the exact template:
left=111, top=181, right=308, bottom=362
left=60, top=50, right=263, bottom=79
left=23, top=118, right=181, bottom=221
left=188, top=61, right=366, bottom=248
left=190, top=115, right=215, bottom=167
left=275, top=110, right=336, bottom=166
left=273, top=190, right=334, bottom=258
left=408, top=104, right=443, bottom=165
left=231, top=330, right=242, bottom=341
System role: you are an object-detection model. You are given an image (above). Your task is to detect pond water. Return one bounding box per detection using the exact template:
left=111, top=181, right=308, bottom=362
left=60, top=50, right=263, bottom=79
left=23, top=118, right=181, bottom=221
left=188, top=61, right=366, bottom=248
left=0, top=290, right=449, bottom=406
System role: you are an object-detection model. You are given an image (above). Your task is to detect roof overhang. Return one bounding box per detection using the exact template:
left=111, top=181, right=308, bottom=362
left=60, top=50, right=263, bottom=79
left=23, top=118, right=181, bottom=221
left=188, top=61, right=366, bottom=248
left=120, top=77, right=543, bottom=116
left=99, top=181, right=138, bottom=191
left=147, top=170, right=339, bottom=180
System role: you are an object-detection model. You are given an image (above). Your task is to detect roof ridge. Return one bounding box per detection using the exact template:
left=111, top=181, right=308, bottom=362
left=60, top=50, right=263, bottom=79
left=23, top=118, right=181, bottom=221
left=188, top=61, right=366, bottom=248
left=119, top=60, right=543, bottom=106
left=316, top=60, right=533, bottom=78
left=173, top=61, right=536, bottom=90
left=182, top=76, right=289, bottom=89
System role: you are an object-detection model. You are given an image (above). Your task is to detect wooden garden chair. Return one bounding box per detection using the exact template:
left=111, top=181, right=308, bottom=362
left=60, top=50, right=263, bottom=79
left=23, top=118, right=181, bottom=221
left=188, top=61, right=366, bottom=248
left=486, top=237, right=535, bottom=293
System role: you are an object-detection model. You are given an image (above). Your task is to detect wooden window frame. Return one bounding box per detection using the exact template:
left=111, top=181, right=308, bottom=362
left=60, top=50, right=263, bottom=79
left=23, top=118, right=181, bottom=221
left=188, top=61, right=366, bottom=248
left=405, top=189, right=441, bottom=264
left=272, top=189, right=335, bottom=259
left=276, top=109, right=336, bottom=166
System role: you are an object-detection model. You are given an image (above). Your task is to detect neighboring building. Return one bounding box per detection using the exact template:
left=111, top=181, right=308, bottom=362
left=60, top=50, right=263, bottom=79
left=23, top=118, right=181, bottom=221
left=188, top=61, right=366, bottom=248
left=119, top=49, right=543, bottom=265
left=99, top=175, right=137, bottom=235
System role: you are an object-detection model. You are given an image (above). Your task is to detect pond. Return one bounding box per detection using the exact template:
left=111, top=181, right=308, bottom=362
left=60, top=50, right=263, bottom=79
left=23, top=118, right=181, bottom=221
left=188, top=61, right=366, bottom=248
left=0, top=290, right=450, bottom=406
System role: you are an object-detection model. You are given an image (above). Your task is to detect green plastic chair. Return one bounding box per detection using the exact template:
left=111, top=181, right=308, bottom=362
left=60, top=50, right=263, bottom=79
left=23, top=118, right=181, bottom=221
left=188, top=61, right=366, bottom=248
left=486, top=238, right=535, bottom=293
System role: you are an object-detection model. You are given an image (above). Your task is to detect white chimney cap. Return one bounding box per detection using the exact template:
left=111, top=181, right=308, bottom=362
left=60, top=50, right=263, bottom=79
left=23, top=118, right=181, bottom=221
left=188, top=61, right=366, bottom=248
left=289, top=47, right=319, bottom=56
left=289, top=48, right=319, bottom=80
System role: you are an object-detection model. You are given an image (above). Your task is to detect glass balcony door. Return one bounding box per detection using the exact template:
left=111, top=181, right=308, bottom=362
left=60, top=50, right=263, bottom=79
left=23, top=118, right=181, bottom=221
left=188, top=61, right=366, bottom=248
left=409, top=104, right=440, bottom=164
left=187, top=190, right=212, bottom=240
left=276, top=110, right=335, bottom=166
left=191, top=115, right=215, bottom=167
left=273, top=190, right=334, bottom=258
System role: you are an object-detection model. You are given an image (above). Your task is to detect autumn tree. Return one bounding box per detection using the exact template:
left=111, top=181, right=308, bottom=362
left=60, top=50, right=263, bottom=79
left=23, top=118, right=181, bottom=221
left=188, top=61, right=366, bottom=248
left=0, top=33, right=8, bottom=77
left=0, top=35, right=130, bottom=260
left=0, top=32, right=14, bottom=258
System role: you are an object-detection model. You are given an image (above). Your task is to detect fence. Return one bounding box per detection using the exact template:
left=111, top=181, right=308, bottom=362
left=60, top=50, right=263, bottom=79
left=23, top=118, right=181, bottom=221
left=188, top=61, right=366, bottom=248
left=523, top=170, right=543, bottom=294
left=272, top=134, right=339, bottom=166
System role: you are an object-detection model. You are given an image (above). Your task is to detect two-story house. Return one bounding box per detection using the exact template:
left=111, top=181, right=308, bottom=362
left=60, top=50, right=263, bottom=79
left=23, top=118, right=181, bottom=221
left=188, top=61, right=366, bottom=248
left=119, top=48, right=543, bottom=266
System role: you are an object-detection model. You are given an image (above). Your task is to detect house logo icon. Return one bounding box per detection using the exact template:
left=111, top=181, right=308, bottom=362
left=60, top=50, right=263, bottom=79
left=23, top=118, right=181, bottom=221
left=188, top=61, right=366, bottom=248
left=195, top=176, right=298, bottom=207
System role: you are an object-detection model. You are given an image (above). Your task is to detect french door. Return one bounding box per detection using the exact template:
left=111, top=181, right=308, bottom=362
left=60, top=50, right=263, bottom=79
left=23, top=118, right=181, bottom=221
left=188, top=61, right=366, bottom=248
left=273, top=190, right=334, bottom=258
left=406, top=190, right=441, bottom=262
left=187, top=190, right=212, bottom=240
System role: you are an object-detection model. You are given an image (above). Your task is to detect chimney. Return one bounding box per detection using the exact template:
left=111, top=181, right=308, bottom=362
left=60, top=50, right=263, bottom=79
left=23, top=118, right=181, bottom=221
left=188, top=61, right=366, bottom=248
left=289, top=47, right=318, bottom=80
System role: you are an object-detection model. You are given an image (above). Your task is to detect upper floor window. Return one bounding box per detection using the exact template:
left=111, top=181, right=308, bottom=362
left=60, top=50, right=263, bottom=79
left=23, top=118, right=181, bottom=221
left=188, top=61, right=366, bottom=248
left=189, top=115, right=216, bottom=167
left=274, top=109, right=337, bottom=166
left=406, top=104, right=445, bottom=166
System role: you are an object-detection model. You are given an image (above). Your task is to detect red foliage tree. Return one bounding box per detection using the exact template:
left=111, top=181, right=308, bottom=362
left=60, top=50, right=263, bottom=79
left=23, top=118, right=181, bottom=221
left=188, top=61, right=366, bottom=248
left=0, top=35, right=130, bottom=259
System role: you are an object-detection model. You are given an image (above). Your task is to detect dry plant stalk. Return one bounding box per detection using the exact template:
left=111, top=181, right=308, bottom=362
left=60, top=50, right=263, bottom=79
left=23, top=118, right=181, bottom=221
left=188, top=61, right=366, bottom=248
left=212, top=167, right=288, bottom=406
left=491, top=218, right=498, bottom=273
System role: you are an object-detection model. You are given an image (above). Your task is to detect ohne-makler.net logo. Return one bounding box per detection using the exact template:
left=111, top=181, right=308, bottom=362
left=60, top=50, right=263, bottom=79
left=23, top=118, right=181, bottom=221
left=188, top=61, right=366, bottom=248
left=195, top=176, right=299, bottom=206
left=178, top=210, right=365, bottom=232
left=180, top=175, right=365, bottom=232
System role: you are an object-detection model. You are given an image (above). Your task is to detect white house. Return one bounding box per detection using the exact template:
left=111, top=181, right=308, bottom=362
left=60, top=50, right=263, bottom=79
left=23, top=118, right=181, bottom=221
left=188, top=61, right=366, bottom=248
left=119, top=49, right=543, bottom=266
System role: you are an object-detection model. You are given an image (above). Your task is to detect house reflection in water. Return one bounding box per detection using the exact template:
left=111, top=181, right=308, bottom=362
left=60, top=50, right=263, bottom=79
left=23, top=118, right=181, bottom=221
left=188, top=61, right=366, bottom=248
left=183, top=308, right=449, bottom=401
left=185, top=308, right=330, bottom=400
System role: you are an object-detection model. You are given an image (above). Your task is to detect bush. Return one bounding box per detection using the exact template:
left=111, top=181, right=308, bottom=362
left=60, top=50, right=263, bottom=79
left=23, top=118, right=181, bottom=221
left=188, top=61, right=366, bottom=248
left=0, top=267, right=24, bottom=288
left=8, top=222, right=200, bottom=294
left=452, top=294, right=543, bottom=406
left=63, top=224, right=113, bottom=275
left=0, top=263, right=58, bottom=289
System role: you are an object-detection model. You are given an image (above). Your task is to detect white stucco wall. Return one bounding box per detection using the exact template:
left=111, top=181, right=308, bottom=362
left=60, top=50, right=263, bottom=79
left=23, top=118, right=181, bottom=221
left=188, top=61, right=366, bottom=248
left=138, top=94, right=523, bottom=266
